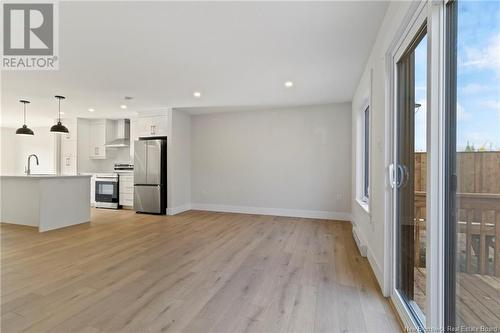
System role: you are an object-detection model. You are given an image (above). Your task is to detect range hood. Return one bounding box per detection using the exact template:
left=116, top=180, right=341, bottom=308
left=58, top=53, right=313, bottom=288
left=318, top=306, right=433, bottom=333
left=105, top=119, right=130, bottom=147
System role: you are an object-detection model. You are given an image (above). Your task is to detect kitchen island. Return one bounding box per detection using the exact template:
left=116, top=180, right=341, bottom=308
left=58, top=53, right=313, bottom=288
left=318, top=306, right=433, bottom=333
left=0, top=175, right=91, bottom=232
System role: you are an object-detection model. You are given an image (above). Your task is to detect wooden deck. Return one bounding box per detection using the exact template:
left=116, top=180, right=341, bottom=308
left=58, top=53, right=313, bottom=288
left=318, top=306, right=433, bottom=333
left=415, top=268, right=500, bottom=327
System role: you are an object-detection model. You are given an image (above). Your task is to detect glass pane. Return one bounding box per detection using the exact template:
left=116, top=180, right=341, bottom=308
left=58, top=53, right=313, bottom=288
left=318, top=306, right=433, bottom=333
left=364, top=107, right=370, bottom=198
left=413, top=34, right=427, bottom=318
left=99, top=183, right=114, bottom=195
left=452, top=0, right=500, bottom=329
left=395, top=27, right=427, bottom=324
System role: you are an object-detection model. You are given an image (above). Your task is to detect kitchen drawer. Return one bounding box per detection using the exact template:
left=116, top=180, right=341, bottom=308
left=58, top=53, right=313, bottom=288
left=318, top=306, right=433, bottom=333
left=119, top=184, right=134, bottom=194
left=119, top=175, right=134, bottom=182
left=119, top=192, right=134, bottom=206
left=121, top=199, right=134, bottom=207
left=119, top=192, right=133, bottom=200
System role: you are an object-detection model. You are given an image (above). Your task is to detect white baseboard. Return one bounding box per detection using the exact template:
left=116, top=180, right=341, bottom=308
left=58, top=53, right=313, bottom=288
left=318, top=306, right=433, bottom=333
left=167, top=204, right=192, bottom=215
left=351, top=223, right=385, bottom=295
left=190, top=203, right=351, bottom=221
left=367, top=249, right=384, bottom=294
left=352, top=226, right=368, bottom=257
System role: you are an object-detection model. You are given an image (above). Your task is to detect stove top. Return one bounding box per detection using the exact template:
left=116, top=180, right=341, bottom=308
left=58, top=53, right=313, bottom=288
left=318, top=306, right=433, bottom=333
left=114, top=163, right=134, bottom=171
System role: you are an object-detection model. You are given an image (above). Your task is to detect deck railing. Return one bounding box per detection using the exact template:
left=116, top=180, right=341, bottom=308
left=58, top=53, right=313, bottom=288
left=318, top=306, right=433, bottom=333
left=414, top=191, right=500, bottom=276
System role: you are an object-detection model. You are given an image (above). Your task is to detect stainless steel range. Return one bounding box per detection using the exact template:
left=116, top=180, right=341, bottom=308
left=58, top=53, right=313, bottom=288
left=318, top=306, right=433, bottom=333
left=95, top=173, right=119, bottom=209
left=114, top=163, right=134, bottom=172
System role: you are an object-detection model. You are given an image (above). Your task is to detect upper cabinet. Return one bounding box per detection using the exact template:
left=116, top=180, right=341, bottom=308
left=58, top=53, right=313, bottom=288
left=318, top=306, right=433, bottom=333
left=89, top=119, right=113, bottom=159
left=130, top=111, right=169, bottom=158
left=136, top=115, right=168, bottom=137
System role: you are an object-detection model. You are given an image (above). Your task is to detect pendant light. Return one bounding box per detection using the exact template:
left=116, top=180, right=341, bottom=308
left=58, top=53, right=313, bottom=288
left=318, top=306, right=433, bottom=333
left=50, top=95, right=69, bottom=134
left=16, top=100, right=34, bottom=136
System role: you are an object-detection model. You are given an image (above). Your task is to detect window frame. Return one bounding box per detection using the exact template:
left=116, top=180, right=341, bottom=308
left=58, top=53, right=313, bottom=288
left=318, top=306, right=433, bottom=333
left=384, top=1, right=443, bottom=330
left=443, top=0, right=457, bottom=328
left=362, top=104, right=370, bottom=202
left=356, top=95, right=371, bottom=213
left=385, top=0, right=461, bottom=330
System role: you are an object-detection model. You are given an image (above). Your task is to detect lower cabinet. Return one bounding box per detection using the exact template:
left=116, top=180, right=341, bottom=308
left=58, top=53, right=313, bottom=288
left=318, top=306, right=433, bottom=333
left=118, top=173, right=134, bottom=207
left=90, top=175, right=96, bottom=206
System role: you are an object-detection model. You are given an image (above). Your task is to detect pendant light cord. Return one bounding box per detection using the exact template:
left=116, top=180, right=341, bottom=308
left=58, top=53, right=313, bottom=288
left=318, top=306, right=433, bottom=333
left=58, top=98, right=61, bottom=122
left=23, top=103, right=27, bottom=125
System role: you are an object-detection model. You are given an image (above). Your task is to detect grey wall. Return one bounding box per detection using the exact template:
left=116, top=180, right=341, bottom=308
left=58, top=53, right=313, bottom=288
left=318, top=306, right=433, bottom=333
left=190, top=103, right=352, bottom=217
left=170, top=109, right=192, bottom=210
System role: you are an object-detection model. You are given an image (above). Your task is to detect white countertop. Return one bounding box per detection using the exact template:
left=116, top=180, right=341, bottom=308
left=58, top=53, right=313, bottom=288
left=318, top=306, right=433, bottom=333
left=1, top=174, right=92, bottom=179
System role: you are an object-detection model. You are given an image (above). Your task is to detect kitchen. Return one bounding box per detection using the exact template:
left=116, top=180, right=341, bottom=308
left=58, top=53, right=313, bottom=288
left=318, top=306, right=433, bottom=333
left=0, top=103, right=190, bottom=232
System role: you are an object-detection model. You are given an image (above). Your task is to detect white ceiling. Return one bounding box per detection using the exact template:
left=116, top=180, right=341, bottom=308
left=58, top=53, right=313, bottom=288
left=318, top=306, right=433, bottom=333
left=1, top=1, right=388, bottom=127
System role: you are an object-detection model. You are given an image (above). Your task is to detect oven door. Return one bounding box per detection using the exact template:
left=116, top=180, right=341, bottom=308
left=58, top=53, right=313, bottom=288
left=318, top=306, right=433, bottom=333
left=95, top=180, right=118, bottom=203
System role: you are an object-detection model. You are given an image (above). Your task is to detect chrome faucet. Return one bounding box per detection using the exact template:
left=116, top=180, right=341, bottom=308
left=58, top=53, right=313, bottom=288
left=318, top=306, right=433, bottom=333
left=25, top=154, right=39, bottom=175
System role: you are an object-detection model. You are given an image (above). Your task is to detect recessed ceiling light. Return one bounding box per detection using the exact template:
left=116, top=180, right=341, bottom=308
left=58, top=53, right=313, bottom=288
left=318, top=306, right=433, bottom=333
left=284, top=81, right=294, bottom=88
left=88, top=108, right=95, bottom=112
left=193, top=91, right=201, bottom=98
left=120, top=104, right=127, bottom=109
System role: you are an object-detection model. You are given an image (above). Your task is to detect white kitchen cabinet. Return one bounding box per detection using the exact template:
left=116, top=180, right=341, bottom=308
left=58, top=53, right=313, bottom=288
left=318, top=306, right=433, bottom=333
left=137, top=115, right=168, bottom=137
left=89, top=120, right=107, bottom=159
left=129, top=119, right=138, bottom=159
left=59, top=118, right=78, bottom=175
left=118, top=173, right=134, bottom=207
left=130, top=113, right=169, bottom=158
left=90, top=175, right=96, bottom=206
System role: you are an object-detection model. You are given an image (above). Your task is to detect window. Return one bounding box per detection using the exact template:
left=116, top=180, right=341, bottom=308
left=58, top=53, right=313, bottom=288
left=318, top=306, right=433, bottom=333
left=357, top=102, right=371, bottom=209
left=395, top=24, right=428, bottom=325
left=363, top=106, right=370, bottom=201
left=387, top=1, right=500, bottom=330
left=445, top=0, right=500, bottom=330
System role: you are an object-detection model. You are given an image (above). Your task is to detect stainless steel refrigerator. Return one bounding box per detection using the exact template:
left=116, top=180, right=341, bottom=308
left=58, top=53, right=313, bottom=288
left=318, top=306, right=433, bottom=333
left=134, top=138, right=167, bottom=214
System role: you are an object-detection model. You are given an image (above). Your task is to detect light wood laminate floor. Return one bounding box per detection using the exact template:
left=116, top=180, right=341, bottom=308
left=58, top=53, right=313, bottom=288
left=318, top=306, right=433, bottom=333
left=1, top=209, right=401, bottom=333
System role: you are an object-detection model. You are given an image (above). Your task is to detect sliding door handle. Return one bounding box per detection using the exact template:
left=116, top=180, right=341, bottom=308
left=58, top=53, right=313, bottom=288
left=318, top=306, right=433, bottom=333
left=395, top=164, right=409, bottom=189
left=389, top=164, right=396, bottom=188
left=396, top=164, right=404, bottom=188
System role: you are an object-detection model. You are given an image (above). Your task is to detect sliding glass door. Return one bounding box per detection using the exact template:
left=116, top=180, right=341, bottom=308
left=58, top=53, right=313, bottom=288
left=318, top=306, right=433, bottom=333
left=395, top=24, right=428, bottom=325
left=445, top=0, right=500, bottom=330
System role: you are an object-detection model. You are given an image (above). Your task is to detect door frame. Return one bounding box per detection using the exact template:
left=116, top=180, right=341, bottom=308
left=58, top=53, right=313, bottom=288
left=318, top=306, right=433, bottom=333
left=384, top=0, right=447, bottom=330
left=426, top=1, right=447, bottom=330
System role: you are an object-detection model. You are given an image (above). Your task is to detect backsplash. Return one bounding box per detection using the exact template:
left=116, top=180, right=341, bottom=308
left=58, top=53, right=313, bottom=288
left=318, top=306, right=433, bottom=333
left=84, top=148, right=132, bottom=172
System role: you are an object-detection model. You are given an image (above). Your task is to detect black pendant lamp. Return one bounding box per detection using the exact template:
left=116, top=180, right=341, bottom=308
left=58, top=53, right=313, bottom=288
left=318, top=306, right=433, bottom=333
left=50, top=95, right=69, bottom=134
left=16, top=100, right=34, bottom=136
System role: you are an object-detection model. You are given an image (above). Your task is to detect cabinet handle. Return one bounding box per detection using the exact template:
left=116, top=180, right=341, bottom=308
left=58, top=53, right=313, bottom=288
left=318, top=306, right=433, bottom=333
left=66, top=157, right=70, bottom=166
left=151, top=125, right=156, bottom=135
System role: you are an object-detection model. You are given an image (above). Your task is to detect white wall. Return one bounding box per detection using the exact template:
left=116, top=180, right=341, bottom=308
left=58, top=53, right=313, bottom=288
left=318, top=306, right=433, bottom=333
left=191, top=103, right=351, bottom=220
left=0, top=128, right=17, bottom=174
left=351, top=1, right=412, bottom=293
left=0, top=126, right=56, bottom=174
left=169, top=109, right=191, bottom=213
